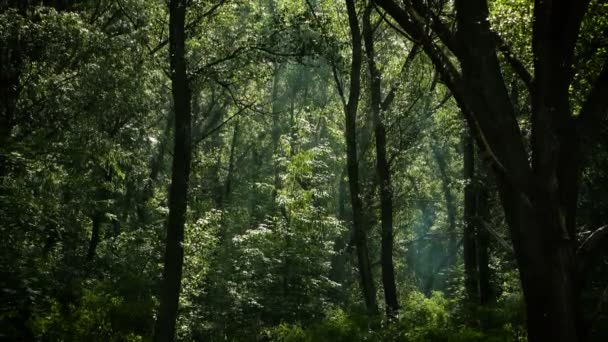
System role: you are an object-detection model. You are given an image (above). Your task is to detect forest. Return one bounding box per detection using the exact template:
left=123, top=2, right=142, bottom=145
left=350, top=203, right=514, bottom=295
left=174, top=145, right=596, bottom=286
left=1, top=0, right=608, bottom=341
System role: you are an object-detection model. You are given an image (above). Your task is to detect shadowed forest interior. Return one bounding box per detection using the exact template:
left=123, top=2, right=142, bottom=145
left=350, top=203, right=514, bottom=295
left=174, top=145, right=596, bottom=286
left=2, top=0, right=608, bottom=341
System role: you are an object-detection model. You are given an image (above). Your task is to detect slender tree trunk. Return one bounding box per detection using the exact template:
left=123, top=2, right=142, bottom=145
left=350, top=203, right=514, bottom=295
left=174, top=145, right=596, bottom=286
left=137, top=111, right=174, bottom=222
left=330, top=170, right=350, bottom=290
left=362, top=3, right=398, bottom=319
left=462, top=130, right=478, bottom=304
left=431, top=139, right=458, bottom=264
left=224, top=119, right=239, bottom=203
left=463, top=129, right=493, bottom=327
left=86, top=211, right=103, bottom=262
left=270, top=64, right=282, bottom=203
left=211, top=134, right=224, bottom=208
left=153, top=0, right=192, bottom=340
left=476, top=183, right=491, bottom=306
left=344, top=0, right=378, bottom=316
left=0, top=10, right=22, bottom=180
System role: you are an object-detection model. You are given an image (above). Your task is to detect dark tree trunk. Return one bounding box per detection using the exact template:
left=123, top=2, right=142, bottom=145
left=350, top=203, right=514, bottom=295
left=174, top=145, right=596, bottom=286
left=224, top=119, right=239, bottom=203
left=270, top=64, right=282, bottom=203
left=464, top=131, right=493, bottom=326
left=0, top=5, right=23, bottom=180
left=202, top=97, right=227, bottom=209
left=137, top=111, right=174, bottom=223
left=476, top=183, right=491, bottom=306
left=344, top=0, right=378, bottom=316
left=373, top=0, right=604, bottom=340
left=495, top=177, right=578, bottom=342
left=330, top=171, right=350, bottom=289
left=153, top=0, right=192, bottom=341
left=86, top=211, right=103, bottom=262
left=462, top=130, right=478, bottom=304
left=362, top=3, right=398, bottom=319
left=431, top=138, right=458, bottom=265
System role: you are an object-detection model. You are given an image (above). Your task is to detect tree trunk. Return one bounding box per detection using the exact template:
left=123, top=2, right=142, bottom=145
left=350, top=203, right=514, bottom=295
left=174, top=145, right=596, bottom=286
left=475, top=167, right=492, bottom=306
left=373, top=0, right=593, bottom=339
left=223, top=119, right=239, bottom=204
left=344, top=0, right=378, bottom=316
left=137, top=110, right=174, bottom=223
left=86, top=211, right=103, bottom=262
left=153, top=0, right=192, bottom=341
left=462, top=130, right=478, bottom=304
left=431, top=138, right=458, bottom=265
left=270, top=63, right=282, bottom=204
left=330, top=171, right=350, bottom=290
left=362, top=3, right=398, bottom=319
left=496, top=177, right=578, bottom=342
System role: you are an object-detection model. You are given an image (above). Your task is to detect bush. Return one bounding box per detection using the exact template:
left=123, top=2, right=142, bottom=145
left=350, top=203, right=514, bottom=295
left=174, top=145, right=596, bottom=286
left=266, top=290, right=526, bottom=342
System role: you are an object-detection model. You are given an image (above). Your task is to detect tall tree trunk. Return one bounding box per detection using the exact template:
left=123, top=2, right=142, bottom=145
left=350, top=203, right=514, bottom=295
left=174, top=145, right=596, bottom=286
left=270, top=63, right=282, bottom=204
left=431, top=138, right=458, bottom=265
left=462, top=129, right=478, bottom=304
left=476, top=182, right=491, bottom=306
left=344, top=0, right=378, bottom=316
left=330, top=170, right=350, bottom=291
left=463, top=129, right=493, bottom=327
left=137, top=110, right=174, bottom=223
left=362, top=3, right=398, bottom=319
left=223, top=119, right=239, bottom=204
left=153, top=0, right=192, bottom=341
left=373, top=0, right=600, bottom=339
left=0, top=2, right=24, bottom=180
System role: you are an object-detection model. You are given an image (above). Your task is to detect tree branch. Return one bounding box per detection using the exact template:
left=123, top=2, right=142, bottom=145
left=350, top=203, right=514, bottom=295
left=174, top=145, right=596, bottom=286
left=381, top=44, right=421, bottom=110
left=577, top=225, right=608, bottom=260
left=492, top=32, right=533, bottom=92
left=189, top=46, right=247, bottom=80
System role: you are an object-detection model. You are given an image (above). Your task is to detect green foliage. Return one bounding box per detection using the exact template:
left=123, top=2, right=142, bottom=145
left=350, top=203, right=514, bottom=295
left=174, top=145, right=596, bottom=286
left=2, top=0, right=607, bottom=341
left=266, top=291, right=526, bottom=342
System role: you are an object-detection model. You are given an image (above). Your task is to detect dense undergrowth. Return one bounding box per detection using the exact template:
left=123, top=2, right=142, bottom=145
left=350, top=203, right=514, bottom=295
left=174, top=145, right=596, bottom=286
left=265, top=291, right=526, bottom=342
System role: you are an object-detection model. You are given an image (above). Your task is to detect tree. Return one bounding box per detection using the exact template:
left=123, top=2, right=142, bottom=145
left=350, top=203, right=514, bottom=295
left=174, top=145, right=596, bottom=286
left=153, top=0, right=192, bottom=340
left=343, top=0, right=378, bottom=316
left=462, top=128, right=478, bottom=305
left=374, top=0, right=608, bottom=340
left=361, top=1, right=398, bottom=319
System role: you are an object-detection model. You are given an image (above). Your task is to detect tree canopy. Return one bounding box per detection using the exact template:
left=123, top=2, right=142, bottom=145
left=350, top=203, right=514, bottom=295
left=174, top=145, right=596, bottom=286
left=1, top=0, right=607, bottom=341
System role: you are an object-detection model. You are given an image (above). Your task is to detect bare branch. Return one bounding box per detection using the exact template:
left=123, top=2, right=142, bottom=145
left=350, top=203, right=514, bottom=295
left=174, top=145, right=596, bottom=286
left=189, top=46, right=247, bottom=80
left=193, top=104, right=251, bottom=145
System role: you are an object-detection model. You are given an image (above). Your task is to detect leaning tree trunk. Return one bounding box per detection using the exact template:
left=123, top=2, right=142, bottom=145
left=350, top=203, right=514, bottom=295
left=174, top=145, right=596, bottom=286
left=362, top=3, right=398, bottom=319
left=153, top=0, right=192, bottom=341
